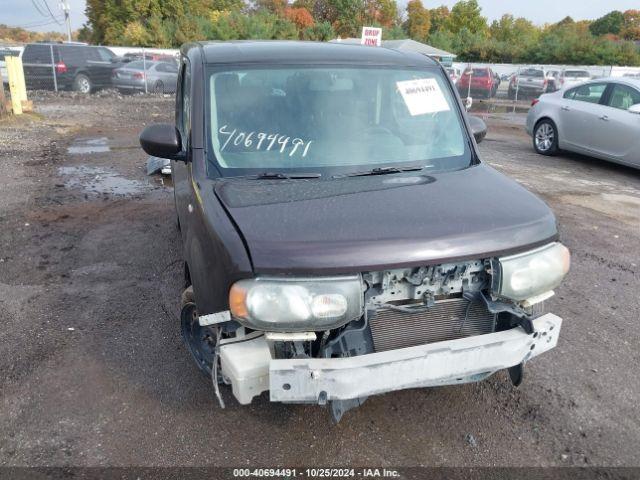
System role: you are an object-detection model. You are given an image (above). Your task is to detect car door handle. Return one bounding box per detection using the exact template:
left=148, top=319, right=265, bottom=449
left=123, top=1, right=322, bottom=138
left=561, top=106, right=570, bottom=111
left=599, top=115, right=609, bottom=121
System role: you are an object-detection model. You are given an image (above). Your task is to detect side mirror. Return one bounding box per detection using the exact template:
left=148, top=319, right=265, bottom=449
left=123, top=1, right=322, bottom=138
left=629, top=104, right=640, bottom=115
left=465, top=96, right=473, bottom=111
left=468, top=115, right=487, bottom=144
left=139, top=123, right=185, bottom=160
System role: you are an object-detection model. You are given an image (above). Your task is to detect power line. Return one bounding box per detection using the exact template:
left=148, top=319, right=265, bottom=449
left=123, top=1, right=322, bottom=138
left=31, top=0, right=48, bottom=17
left=11, top=16, right=65, bottom=29
left=39, top=0, right=63, bottom=25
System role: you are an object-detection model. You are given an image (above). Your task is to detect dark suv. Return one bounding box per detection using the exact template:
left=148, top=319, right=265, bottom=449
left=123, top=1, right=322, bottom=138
left=139, top=41, right=569, bottom=422
left=22, top=43, right=119, bottom=93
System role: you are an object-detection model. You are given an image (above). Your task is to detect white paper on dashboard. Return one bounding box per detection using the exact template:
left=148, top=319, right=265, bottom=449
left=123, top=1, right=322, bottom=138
left=396, top=78, right=450, bottom=116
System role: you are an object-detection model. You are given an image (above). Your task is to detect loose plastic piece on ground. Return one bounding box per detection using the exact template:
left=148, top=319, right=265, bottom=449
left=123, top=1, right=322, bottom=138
left=146, top=156, right=171, bottom=175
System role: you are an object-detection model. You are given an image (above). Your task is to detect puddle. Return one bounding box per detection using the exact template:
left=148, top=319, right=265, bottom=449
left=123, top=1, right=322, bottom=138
left=58, top=166, right=147, bottom=196
left=67, top=137, right=110, bottom=154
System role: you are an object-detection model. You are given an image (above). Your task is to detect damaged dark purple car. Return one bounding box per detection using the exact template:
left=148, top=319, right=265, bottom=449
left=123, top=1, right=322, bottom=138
left=140, top=41, right=570, bottom=422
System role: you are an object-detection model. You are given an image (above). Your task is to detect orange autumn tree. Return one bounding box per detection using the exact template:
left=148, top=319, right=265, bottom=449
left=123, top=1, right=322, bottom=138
left=284, top=7, right=315, bottom=34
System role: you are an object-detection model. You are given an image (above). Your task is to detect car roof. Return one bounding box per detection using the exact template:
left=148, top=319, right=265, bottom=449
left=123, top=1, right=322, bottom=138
left=184, top=40, right=438, bottom=67
left=565, top=77, right=640, bottom=90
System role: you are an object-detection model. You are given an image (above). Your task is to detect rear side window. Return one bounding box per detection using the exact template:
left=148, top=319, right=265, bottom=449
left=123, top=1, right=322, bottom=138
left=126, top=61, right=153, bottom=70
left=607, top=84, right=640, bottom=110
left=23, top=45, right=55, bottom=64
left=0, top=49, right=19, bottom=62
left=157, top=63, right=178, bottom=73
left=59, top=46, right=88, bottom=65
left=564, top=83, right=606, bottom=103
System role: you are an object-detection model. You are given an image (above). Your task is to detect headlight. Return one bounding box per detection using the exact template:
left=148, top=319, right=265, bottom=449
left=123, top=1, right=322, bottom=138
left=229, top=276, right=363, bottom=332
left=494, top=242, right=570, bottom=301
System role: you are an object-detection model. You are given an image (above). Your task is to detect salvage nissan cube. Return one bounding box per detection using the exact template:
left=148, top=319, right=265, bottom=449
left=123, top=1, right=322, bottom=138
left=139, top=41, right=570, bottom=422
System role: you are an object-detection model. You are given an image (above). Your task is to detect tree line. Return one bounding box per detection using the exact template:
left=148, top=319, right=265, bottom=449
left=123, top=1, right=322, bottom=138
left=4, top=1, right=640, bottom=66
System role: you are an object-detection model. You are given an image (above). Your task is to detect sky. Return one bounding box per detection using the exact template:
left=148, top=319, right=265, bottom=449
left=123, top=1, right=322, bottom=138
left=3, top=0, right=640, bottom=33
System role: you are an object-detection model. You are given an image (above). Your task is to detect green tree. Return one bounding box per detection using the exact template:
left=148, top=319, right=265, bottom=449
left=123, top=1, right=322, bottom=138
left=302, top=21, right=335, bottom=40
left=428, top=5, right=449, bottom=34
left=328, top=0, right=365, bottom=37
left=405, top=0, right=430, bottom=42
left=447, top=0, right=487, bottom=35
left=589, top=11, right=624, bottom=37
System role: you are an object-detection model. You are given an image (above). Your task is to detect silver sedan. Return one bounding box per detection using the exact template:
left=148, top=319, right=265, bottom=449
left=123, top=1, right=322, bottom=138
left=112, top=60, right=178, bottom=94
left=526, top=78, right=640, bottom=168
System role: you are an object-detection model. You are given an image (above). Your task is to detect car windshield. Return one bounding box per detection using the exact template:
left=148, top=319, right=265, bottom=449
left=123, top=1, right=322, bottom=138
left=470, top=68, right=488, bottom=77
left=521, top=69, right=544, bottom=77
left=565, top=70, right=590, bottom=78
left=206, top=66, right=470, bottom=177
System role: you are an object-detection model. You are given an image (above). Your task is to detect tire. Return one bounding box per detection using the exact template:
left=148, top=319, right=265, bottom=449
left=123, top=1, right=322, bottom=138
left=153, top=80, right=164, bottom=94
left=180, top=285, right=217, bottom=376
left=73, top=74, right=91, bottom=94
left=533, top=119, right=558, bottom=156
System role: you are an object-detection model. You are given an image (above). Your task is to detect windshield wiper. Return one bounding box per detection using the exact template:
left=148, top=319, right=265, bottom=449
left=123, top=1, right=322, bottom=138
left=226, top=172, right=322, bottom=180
left=334, top=166, right=424, bottom=178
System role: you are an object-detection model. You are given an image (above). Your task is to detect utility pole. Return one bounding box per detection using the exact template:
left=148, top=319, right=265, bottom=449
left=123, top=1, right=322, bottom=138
left=59, top=0, right=72, bottom=42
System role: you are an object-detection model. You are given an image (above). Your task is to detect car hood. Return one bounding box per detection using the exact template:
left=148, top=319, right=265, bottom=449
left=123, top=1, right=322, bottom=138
left=213, top=164, right=558, bottom=274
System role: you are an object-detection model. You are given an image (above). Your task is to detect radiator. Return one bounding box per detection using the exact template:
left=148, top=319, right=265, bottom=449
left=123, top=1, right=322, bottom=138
left=368, top=298, right=496, bottom=352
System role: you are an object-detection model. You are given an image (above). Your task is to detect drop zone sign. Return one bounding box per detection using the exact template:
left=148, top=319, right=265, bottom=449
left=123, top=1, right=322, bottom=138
left=361, top=27, right=382, bottom=47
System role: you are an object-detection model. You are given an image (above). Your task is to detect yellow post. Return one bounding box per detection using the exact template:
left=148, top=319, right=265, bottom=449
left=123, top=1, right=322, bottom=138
left=6, top=56, right=27, bottom=115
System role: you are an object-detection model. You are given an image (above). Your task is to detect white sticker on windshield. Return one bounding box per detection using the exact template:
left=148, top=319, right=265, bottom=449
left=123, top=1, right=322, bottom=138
left=396, top=78, right=450, bottom=116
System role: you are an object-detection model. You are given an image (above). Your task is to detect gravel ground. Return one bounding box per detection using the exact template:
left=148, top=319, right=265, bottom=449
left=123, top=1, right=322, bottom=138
left=0, top=93, right=639, bottom=469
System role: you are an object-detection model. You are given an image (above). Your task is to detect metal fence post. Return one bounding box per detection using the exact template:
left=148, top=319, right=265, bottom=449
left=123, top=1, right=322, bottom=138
left=49, top=44, right=58, bottom=92
left=514, top=66, right=520, bottom=103
left=142, top=47, right=148, bottom=94
left=467, top=63, right=472, bottom=99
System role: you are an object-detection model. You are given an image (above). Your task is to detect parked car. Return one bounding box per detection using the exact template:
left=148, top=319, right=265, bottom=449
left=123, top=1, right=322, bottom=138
left=527, top=78, right=640, bottom=168
left=22, top=42, right=120, bottom=93
left=445, top=67, right=461, bottom=85
left=457, top=67, right=498, bottom=99
left=558, top=69, right=591, bottom=90
left=508, top=67, right=549, bottom=99
left=0, top=47, right=21, bottom=84
left=139, top=41, right=569, bottom=422
left=112, top=60, right=179, bottom=94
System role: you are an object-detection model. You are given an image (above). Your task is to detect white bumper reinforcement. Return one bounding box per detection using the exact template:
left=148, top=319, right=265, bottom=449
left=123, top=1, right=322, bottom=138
left=269, top=313, right=562, bottom=403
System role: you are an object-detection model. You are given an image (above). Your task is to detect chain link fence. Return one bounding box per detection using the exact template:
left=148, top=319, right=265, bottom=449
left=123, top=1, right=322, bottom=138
left=451, top=62, right=640, bottom=103
left=9, top=44, right=179, bottom=94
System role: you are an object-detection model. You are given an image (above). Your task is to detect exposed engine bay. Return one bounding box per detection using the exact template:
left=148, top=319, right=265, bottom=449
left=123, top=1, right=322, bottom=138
left=204, top=255, right=555, bottom=421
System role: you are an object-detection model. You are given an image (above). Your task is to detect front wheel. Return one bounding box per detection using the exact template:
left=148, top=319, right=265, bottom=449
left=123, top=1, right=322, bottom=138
left=533, top=119, right=558, bottom=156
left=153, top=80, right=164, bottom=94
left=180, top=286, right=217, bottom=376
left=73, top=74, right=91, bottom=94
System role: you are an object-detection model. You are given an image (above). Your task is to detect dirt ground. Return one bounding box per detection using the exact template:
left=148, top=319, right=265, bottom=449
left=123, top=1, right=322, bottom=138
left=0, top=92, right=639, bottom=468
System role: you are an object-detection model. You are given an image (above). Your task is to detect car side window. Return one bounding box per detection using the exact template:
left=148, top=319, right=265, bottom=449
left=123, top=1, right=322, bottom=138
left=568, top=83, right=606, bottom=104
left=23, top=45, right=52, bottom=64
left=96, top=48, right=113, bottom=62
left=563, top=88, right=577, bottom=100
left=606, top=84, right=640, bottom=110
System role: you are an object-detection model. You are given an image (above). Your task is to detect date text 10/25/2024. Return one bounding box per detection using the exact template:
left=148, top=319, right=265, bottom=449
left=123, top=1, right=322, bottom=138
left=232, top=468, right=401, bottom=478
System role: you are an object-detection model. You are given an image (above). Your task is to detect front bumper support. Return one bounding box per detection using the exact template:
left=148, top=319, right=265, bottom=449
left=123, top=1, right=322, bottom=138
left=270, top=313, right=561, bottom=403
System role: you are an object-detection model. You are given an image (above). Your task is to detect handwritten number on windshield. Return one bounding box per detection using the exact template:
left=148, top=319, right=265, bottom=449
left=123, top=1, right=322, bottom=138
left=218, top=125, right=312, bottom=157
